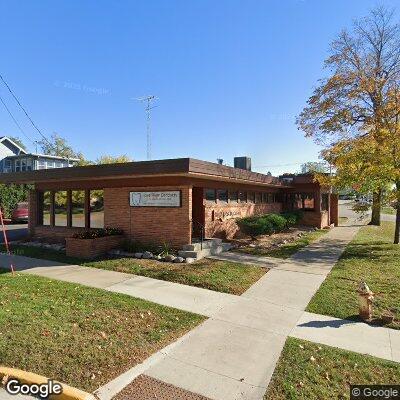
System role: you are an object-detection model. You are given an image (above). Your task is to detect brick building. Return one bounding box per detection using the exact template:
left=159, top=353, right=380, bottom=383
left=0, top=157, right=338, bottom=247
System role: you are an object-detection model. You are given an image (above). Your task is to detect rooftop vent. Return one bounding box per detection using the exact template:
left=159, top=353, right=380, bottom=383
left=234, top=156, right=251, bottom=171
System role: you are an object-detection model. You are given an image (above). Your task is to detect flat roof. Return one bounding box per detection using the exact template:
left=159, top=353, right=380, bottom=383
left=0, top=158, right=289, bottom=187
left=5, top=153, right=80, bottom=161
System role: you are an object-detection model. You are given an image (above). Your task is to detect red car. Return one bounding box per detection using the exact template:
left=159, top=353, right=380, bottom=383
left=12, top=202, right=29, bottom=223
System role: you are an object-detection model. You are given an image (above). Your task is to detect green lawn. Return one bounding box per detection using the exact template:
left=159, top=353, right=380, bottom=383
left=1, top=245, right=265, bottom=295
left=382, top=206, right=396, bottom=215
left=307, top=222, right=400, bottom=329
left=84, top=258, right=265, bottom=295
left=265, top=337, right=400, bottom=400
left=235, top=229, right=328, bottom=259
left=0, top=271, right=204, bottom=392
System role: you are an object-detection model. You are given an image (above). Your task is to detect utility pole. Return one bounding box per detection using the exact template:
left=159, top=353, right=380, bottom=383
left=136, top=95, right=158, bottom=160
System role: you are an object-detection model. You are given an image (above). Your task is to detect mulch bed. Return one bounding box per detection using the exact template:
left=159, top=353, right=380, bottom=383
left=114, top=374, right=211, bottom=400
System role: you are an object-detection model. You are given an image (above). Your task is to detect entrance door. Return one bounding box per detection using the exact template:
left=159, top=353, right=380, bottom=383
left=192, top=187, right=205, bottom=240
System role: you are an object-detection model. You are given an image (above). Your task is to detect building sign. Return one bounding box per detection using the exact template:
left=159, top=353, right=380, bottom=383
left=213, top=209, right=242, bottom=221
left=129, top=191, right=181, bottom=207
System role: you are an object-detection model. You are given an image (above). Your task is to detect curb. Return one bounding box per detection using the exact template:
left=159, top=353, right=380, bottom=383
left=0, top=367, right=96, bottom=400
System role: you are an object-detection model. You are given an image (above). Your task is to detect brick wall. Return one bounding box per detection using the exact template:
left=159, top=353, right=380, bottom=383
left=66, top=235, right=125, bottom=259
left=28, top=190, right=36, bottom=236
left=104, top=186, right=192, bottom=247
left=204, top=202, right=282, bottom=239
left=33, top=226, right=86, bottom=243
left=330, top=194, right=339, bottom=226
left=299, top=211, right=329, bottom=229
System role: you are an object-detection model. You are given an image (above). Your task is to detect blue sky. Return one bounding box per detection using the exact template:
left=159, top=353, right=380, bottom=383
left=1, top=0, right=398, bottom=175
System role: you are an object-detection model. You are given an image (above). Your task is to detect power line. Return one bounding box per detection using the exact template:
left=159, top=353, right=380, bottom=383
left=0, top=93, right=36, bottom=147
left=0, top=74, right=53, bottom=148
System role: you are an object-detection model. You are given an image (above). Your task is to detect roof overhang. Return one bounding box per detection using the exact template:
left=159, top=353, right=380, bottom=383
left=0, top=158, right=291, bottom=188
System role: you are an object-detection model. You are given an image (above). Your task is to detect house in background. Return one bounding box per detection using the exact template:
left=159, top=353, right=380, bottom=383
left=0, top=136, right=79, bottom=173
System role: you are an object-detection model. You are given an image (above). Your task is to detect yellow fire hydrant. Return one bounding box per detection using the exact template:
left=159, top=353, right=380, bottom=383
left=357, top=282, right=374, bottom=321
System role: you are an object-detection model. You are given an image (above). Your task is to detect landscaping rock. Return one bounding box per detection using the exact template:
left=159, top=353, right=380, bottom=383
left=164, top=254, right=176, bottom=262
left=173, top=257, right=185, bottom=263
left=142, top=251, right=154, bottom=259
left=134, top=252, right=143, bottom=259
left=154, top=255, right=162, bottom=261
left=185, top=257, right=195, bottom=264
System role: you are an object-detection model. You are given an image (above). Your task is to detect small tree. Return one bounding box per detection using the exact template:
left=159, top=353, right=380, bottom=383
left=297, top=6, right=400, bottom=226
left=300, top=162, right=329, bottom=174
left=39, top=133, right=84, bottom=160
left=95, top=155, right=132, bottom=164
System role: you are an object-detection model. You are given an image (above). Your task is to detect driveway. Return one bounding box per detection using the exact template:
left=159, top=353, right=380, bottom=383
left=0, top=223, right=29, bottom=243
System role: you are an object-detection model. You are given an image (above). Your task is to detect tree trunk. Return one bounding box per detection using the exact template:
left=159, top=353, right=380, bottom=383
left=395, top=182, right=400, bottom=245
left=370, top=189, right=382, bottom=226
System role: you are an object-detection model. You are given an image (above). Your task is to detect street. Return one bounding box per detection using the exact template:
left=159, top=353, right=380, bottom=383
left=0, top=223, right=28, bottom=243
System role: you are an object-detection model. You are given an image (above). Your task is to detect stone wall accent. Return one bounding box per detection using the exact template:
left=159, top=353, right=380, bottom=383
left=204, top=202, right=282, bottom=239
left=66, top=235, right=125, bottom=259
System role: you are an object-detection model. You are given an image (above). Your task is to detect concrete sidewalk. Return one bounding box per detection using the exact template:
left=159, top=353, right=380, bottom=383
left=3, top=224, right=398, bottom=400
left=291, top=312, right=400, bottom=363
left=0, top=254, right=237, bottom=317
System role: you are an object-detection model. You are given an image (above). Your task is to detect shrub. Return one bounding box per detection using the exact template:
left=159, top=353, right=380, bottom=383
left=237, top=213, right=290, bottom=237
left=73, top=227, right=123, bottom=239
left=0, top=184, right=31, bottom=218
left=237, top=216, right=275, bottom=237
left=264, top=214, right=287, bottom=232
left=281, top=211, right=303, bottom=227
left=122, top=239, right=161, bottom=254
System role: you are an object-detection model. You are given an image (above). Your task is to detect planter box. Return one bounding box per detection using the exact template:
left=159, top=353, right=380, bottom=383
left=66, top=235, right=125, bottom=259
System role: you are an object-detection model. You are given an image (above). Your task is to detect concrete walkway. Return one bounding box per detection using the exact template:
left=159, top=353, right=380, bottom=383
left=291, top=312, right=400, bottom=363
left=2, top=224, right=399, bottom=400
left=141, top=226, right=363, bottom=400
left=0, top=254, right=236, bottom=317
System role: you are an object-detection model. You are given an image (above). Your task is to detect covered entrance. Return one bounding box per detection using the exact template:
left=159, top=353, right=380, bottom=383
left=192, top=187, right=205, bottom=241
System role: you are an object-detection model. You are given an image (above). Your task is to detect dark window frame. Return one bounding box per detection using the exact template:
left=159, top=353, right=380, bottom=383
left=229, top=191, right=239, bottom=203
left=248, top=192, right=255, bottom=204
left=239, top=191, right=247, bottom=203
left=205, top=188, right=217, bottom=203
left=37, top=189, right=105, bottom=229
left=217, top=189, right=228, bottom=203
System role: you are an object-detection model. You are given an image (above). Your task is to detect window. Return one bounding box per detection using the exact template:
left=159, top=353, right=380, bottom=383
left=72, top=190, right=85, bottom=227
left=229, top=191, right=238, bottom=202
left=302, top=193, right=315, bottom=211
left=4, top=159, right=12, bottom=173
left=55, top=160, right=62, bottom=168
left=46, top=160, right=55, bottom=169
left=255, top=192, right=262, bottom=204
left=239, top=191, right=247, bottom=203
left=90, top=190, right=104, bottom=228
left=205, top=189, right=216, bottom=202
left=262, top=193, right=268, bottom=203
left=248, top=192, right=255, bottom=203
left=54, top=191, right=68, bottom=226
left=26, top=158, right=32, bottom=171
left=37, top=160, right=46, bottom=170
left=15, top=160, right=21, bottom=172
left=42, top=191, right=51, bottom=226
left=217, top=189, right=228, bottom=203
left=21, top=158, right=27, bottom=171
left=321, top=193, right=329, bottom=211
